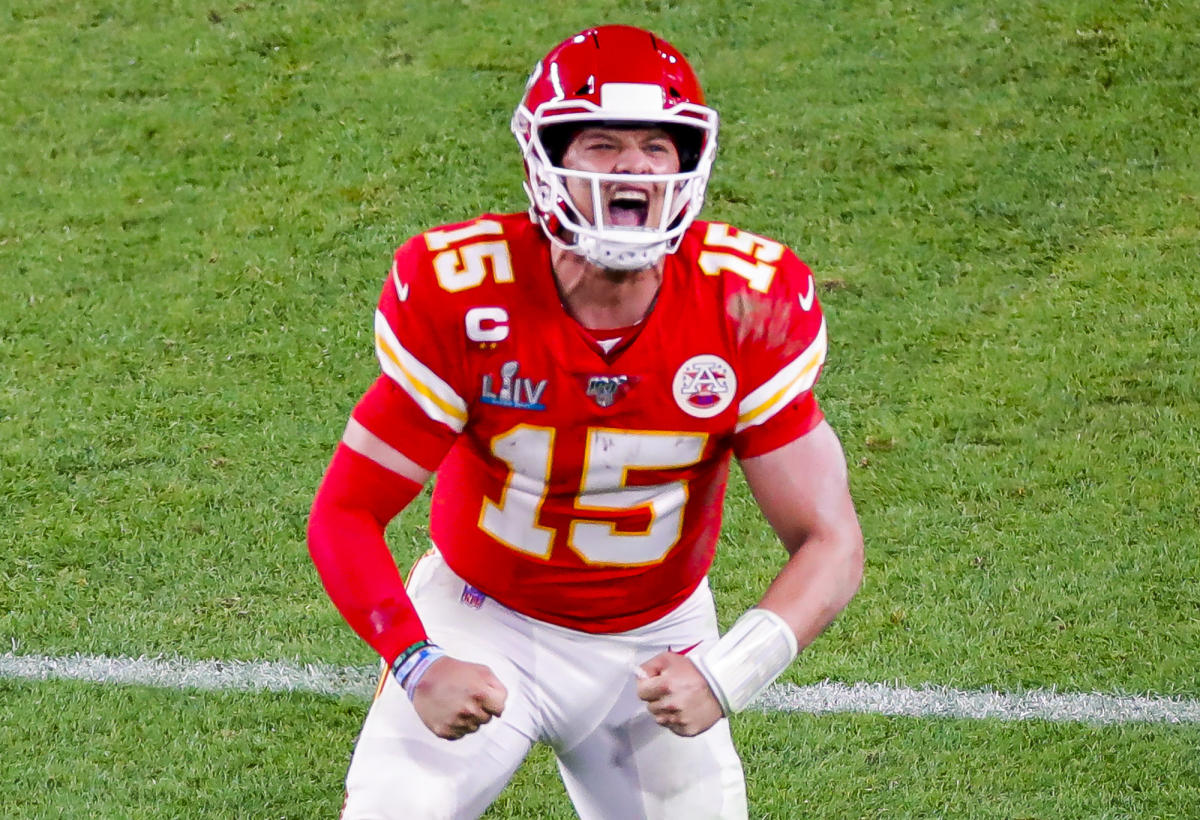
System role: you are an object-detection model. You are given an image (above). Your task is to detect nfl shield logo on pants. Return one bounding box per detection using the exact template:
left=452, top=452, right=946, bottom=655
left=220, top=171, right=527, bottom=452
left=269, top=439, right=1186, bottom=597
left=460, top=584, right=486, bottom=609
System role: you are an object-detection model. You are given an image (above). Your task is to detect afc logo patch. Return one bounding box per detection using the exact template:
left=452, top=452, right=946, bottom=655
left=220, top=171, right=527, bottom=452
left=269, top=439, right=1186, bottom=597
left=672, top=354, right=737, bottom=418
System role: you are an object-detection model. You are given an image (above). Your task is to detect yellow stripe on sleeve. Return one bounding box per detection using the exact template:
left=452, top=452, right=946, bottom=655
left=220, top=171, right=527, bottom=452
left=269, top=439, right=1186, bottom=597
left=736, top=319, right=827, bottom=432
left=373, top=310, right=468, bottom=432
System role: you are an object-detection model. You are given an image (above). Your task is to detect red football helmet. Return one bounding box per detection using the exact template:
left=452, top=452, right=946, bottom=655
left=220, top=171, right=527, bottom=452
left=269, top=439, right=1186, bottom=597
left=512, top=25, right=719, bottom=270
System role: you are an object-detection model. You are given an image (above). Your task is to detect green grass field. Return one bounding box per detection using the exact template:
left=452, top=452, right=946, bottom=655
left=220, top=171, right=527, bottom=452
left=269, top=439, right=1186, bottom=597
left=3, top=1, right=1198, bottom=817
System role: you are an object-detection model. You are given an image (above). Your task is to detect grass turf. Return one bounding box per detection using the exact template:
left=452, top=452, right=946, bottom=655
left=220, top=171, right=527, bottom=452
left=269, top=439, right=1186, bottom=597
left=2, top=0, right=1198, bottom=816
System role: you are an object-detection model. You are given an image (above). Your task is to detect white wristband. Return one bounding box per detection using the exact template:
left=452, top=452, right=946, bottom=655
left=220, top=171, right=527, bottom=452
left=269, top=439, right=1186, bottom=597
left=692, top=608, right=798, bottom=714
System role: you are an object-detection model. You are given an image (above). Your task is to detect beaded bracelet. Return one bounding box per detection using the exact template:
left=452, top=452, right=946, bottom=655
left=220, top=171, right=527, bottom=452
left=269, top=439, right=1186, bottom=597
left=390, top=640, right=432, bottom=680
left=391, top=640, right=446, bottom=699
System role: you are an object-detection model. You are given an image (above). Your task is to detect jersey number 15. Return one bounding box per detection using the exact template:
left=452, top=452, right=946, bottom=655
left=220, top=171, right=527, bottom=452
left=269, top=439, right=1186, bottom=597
left=480, top=425, right=708, bottom=567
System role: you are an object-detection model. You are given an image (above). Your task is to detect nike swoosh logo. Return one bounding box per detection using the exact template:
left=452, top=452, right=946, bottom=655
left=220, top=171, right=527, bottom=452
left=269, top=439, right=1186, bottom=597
left=669, top=641, right=702, bottom=656
left=391, top=261, right=410, bottom=302
left=798, top=275, right=815, bottom=311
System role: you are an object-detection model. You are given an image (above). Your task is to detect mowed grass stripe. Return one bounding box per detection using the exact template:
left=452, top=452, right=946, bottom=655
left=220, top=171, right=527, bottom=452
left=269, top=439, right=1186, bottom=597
left=4, top=652, right=1197, bottom=726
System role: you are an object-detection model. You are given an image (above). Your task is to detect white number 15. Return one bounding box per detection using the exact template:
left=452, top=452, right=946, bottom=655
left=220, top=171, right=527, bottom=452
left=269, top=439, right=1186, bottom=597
left=479, top=426, right=708, bottom=566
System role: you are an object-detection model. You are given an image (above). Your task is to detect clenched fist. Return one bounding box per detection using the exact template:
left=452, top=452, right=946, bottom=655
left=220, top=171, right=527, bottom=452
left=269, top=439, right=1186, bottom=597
left=409, top=656, right=507, bottom=740
left=636, top=651, right=723, bottom=737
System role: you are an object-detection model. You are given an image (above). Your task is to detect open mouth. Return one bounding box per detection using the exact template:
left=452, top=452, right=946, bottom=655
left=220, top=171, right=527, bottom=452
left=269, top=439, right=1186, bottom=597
left=606, top=189, right=650, bottom=228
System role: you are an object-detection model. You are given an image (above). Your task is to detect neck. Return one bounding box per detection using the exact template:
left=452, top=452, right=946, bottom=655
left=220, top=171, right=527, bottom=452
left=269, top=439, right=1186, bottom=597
left=550, top=247, right=663, bottom=330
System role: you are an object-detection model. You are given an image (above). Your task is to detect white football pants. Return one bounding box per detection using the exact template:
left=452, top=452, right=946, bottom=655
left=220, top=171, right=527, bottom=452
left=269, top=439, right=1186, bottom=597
left=340, top=549, right=748, bottom=820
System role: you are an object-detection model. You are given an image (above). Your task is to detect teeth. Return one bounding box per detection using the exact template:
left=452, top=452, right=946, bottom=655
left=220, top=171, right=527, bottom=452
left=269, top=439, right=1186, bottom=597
left=611, top=190, right=648, bottom=205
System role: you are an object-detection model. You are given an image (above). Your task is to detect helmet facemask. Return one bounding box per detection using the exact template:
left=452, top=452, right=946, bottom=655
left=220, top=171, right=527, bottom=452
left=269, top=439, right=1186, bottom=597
left=513, top=90, right=719, bottom=271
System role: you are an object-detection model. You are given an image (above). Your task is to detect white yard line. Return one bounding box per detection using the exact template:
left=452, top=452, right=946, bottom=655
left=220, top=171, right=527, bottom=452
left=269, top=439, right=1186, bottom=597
left=2, top=652, right=1198, bottom=726
left=0, top=652, right=380, bottom=699
left=754, top=681, right=1200, bottom=725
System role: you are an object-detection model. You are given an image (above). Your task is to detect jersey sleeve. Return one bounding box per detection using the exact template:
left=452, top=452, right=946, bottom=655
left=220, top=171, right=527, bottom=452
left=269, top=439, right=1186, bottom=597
left=364, top=235, right=471, bottom=471
left=731, top=247, right=828, bottom=459
left=308, top=439, right=428, bottom=666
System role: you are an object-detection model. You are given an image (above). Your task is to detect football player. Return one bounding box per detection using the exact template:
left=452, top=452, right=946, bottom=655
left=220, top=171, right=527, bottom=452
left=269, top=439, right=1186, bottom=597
left=309, top=24, right=864, bottom=819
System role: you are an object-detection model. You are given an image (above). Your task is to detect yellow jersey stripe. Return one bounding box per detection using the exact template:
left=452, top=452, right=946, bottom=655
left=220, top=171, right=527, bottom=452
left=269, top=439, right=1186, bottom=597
left=736, top=354, right=822, bottom=427
left=375, top=333, right=468, bottom=426
left=373, top=311, right=468, bottom=431
left=736, top=320, right=827, bottom=431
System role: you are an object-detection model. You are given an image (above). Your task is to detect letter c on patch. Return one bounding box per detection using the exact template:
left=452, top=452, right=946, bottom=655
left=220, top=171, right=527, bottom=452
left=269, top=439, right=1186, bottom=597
left=466, top=307, right=509, bottom=343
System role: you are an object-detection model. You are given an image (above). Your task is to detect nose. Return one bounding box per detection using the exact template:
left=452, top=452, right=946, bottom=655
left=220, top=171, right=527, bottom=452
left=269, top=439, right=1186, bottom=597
left=612, top=143, right=655, bottom=175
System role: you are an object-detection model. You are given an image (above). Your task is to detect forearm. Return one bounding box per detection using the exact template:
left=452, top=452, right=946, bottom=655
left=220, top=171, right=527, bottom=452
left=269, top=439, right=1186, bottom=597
left=307, top=443, right=428, bottom=666
left=691, top=536, right=861, bottom=717
left=699, top=422, right=864, bottom=715
left=739, top=421, right=865, bottom=650
left=757, top=530, right=864, bottom=650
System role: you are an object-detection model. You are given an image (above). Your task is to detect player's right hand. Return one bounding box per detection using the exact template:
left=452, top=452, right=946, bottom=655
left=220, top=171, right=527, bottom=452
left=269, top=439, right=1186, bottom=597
left=409, top=656, right=507, bottom=740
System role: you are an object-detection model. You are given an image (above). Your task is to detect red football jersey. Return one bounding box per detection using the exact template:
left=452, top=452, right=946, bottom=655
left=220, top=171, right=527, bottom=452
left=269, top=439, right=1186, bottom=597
left=355, top=212, right=827, bottom=633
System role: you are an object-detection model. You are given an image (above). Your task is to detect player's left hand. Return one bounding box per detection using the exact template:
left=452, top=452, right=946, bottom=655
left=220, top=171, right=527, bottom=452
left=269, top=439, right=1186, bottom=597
left=635, top=651, right=724, bottom=737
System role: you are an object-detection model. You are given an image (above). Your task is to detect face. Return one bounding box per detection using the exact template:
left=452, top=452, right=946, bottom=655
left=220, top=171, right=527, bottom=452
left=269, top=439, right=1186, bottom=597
left=559, top=126, right=682, bottom=230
